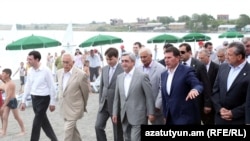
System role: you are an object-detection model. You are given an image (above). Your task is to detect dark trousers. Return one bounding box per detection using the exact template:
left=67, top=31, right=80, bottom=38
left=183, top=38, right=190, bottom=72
left=31, top=95, right=58, bottom=141
left=95, top=101, right=123, bottom=141
left=90, top=67, right=100, bottom=82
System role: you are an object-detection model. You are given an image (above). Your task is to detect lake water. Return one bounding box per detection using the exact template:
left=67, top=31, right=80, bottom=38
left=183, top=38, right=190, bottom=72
left=0, top=30, right=248, bottom=80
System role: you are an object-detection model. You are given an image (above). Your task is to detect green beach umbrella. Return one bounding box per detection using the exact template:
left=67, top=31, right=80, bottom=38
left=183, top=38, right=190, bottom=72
left=218, top=31, right=244, bottom=38
left=79, top=34, right=123, bottom=47
left=147, top=34, right=183, bottom=43
left=6, top=34, right=61, bottom=50
left=182, top=33, right=211, bottom=42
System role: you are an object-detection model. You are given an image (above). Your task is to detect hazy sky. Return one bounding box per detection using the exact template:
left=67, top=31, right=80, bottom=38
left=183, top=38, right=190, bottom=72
left=0, top=0, right=249, bottom=24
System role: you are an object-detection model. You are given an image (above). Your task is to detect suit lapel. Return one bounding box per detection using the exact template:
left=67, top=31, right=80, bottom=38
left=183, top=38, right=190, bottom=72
left=103, top=66, right=109, bottom=85
left=149, top=62, right=157, bottom=76
left=162, top=71, right=169, bottom=96
left=63, top=67, right=77, bottom=93
left=109, top=64, right=122, bottom=86
left=126, top=69, right=137, bottom=99
left=228, top=63, right=249, bottom=91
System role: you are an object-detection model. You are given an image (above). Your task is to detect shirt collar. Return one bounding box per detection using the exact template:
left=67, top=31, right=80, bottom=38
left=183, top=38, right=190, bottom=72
left=143, top=61, right=153, bottom=68
left=124, top=66, right=135, bottom=76
left=229, top=60, right=247, bottom=69
left=64, top=67, right=73, bottom=75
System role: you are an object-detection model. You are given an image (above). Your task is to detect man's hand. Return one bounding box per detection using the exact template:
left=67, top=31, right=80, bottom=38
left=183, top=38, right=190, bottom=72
left=112, top=116, right=117, bottom=124
left=49, top=105, right=55, bottom=112
left=148, top=115, right=155, bottom=123
left=186, top=89, right=199, bottom=101
left=20, top=103, right=26, bottom=111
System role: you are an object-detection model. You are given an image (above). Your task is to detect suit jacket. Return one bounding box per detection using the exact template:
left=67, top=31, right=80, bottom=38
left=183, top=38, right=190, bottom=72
left=158, top=59, right=166, bottom=67
left=113, top=68, right=155, bottom=125
left=208, top=61, right=219, bottom=89
left=212, top=62, right=250, bottom=124
left=161, top=64, right=203, bottom=124
left=191, top=58, right=212, bottom=107
left=137, top=61, right=166, bottom=103
left=57, top=67, right=89, bottom=120
left=98, top=63, right=124, bottom=115
left=246, top=84, right=250, bottom=124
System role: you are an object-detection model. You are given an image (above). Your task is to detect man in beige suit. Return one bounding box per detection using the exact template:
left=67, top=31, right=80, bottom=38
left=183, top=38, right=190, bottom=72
left=56, top=53, right=89, bottom=141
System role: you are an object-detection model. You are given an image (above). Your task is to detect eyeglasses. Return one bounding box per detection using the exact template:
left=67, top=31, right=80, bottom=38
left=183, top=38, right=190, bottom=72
left=180, top=51, right=186, bottom=54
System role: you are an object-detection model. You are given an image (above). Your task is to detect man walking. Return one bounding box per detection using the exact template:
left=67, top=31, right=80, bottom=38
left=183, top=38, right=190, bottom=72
left=20, top=50, right=58, bottom=141
left=95, top=47, right=124, bottom=141
left=56, top=53, right=89, bottom=141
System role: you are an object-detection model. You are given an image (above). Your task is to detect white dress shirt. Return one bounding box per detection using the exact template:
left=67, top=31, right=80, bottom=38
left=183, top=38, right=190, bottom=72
left=22, top=64, right=57, bottom=105
left=166, top=64, right=178, bottom=95
left=63, top=69, right=72, bottom=91
left=124, top=67, right=135, bottom=97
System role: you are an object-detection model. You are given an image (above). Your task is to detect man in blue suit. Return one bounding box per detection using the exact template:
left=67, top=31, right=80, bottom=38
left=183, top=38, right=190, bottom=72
left=161, top=47, right=203, bottom=125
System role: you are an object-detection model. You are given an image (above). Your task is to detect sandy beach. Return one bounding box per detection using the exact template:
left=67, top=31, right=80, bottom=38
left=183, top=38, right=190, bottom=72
left=0, top=79, right=113, bottom=141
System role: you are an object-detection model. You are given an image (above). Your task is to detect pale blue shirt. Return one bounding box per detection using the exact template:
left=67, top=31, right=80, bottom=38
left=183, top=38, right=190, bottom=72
left=183, top=57, right=192, bottom=67
left=124, top=67, right=135, bottom=97
left=22, top=64, right=57, bottom=105
left=227, top=61, right=247, bottom=90
left=142, top=61, right=153, bottom=74
left=87, top=54, right=101, bottom=67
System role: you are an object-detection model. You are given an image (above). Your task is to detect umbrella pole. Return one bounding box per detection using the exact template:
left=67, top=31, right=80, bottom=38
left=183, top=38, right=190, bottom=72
left=101, top=46, right=104, bottom=67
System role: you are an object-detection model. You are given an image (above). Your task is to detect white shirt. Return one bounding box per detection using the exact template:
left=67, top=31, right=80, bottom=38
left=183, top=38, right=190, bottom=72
left=247, top=56, right=250, bottom=63
left=63, top=69, right=72, bottom=91
left=166, top=64, right=179, bottom=95
left=124, top=67, right=135, bottom=97
left=87, top=54, right=101, bottom=67
left=206, top=61, right=211, bottom=72
left=142, top=61, right=153, bottom=75
left=22, top=64, right=57, bottom=105
left=227, top=61, right=246, bottom=90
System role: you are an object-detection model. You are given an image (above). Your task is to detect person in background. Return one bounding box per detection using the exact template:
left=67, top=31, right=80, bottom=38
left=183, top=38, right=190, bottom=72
left=204, top=42, right=217, bottom=61
left=194, top=41, right=204, bottom=59
left=241, top=37, right=250, bottom=63
left=20, top=50, right=58, bottom=141
left=214, top=47, right=227, bottom=65
left=158, top=43, right=174, bottom=67
left=161, top=47, right=203, bottom=125
left=133, top=42, right=142, bottom=67
left=83, top=60, right=92, bottom=94
left=0, top=68, right=25, bottom=136
left=212, top=42, right=250, bottom=124
left=138, top=47, right=166, bottom=125
left=198, top=49, right=219, bottom=124
left=87, top=49, right=101, bottom=82
left=74, top=50, right=84, bottom=69
left=112, top=52, right=155, bottom=141
left=95, top=47, right=124, bottom=141
left=56, top=53, right=89, bottom=141
left=55, top=49, right=66, bottom=70
left=12, top=62, right=26, bottom=94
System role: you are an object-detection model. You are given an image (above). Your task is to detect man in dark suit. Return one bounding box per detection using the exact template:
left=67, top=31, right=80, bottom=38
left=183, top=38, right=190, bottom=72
left=95, top=47, right=124, bottom=141
left=212, top=42, right=250, bottom=124
left=198, top=49, right=219, bottom=124
left=161, top=47, right=203, bottom=125
left=112, top=52, right=155, bottom=141
left=179, top=43, right=211, bottom=125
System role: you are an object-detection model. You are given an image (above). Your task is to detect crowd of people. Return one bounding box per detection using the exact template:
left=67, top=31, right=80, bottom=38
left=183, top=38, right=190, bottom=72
left=0, top=37, right=250, bottom=140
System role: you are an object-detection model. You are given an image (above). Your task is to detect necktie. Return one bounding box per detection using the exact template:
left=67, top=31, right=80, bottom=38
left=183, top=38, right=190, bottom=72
left=183, top=62, right=187, bottom=65
left=109, top=67, right=115, bottom=83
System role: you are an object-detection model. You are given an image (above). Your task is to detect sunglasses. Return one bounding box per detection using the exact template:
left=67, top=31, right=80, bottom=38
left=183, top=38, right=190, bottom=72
left=180, top=51, right=186, bottom=54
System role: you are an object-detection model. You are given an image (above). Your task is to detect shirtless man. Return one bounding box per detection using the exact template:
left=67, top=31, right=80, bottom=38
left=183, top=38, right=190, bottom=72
left=0, top=68, right=25, bottom=136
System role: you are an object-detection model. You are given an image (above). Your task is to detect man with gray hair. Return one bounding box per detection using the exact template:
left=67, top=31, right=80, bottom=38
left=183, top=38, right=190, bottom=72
left=242, top=37, right=250, bottom=63
left=112, top=52, right=155, bottom=141
left=138, top=47, right=166, bottom=125
left=214, top=47, right=227, bottom=65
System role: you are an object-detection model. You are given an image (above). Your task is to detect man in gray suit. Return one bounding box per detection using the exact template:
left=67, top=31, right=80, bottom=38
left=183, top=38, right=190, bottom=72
left=138, top=47, right=166, bottom=125
left=95, top=47, right=124, bottom=141
left=112, top=52, right=155, bottom=141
